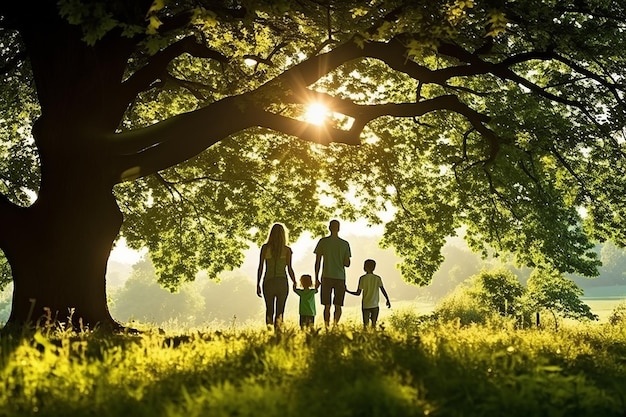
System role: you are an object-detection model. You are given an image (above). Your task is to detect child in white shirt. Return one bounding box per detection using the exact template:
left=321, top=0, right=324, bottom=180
left=347, top=259, right=391, bottom=327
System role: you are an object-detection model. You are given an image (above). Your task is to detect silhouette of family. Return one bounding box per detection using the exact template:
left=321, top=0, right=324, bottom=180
left=256, top=220, right=391, bottom=329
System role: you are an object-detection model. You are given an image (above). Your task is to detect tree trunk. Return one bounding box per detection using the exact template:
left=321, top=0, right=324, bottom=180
left=4, top=182, right=123, bottom=330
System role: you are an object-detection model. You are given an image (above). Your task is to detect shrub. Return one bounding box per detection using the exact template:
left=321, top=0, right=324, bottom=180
left=469, top=269, right=525, bottom=317
left=433, top=290, right=493, bottom=326
left=608, top=301, right=626, bottom=326
left=388, top=308, right=428, bottom=334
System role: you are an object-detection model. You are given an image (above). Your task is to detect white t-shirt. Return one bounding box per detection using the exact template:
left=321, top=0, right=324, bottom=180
left=358, top=273, right=383, bottom=309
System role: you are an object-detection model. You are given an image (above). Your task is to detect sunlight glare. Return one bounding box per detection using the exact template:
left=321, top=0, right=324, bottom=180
left=304, top=103, right=329, bottom=125
left=244, top=58, right=257, bottom=66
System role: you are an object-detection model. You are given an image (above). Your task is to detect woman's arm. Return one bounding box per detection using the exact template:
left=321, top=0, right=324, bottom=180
left=286, top=247, right=297, bottom=285
left=256, top=245, right=267, bottom=297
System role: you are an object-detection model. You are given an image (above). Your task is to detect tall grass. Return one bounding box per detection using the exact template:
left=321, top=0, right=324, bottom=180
left=0, top=314, right=625, bottom=417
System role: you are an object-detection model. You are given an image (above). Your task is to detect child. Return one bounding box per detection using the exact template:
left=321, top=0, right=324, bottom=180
left=293, top=274, right=320, bottom=329
left=347, top=259, right=391, bottom=328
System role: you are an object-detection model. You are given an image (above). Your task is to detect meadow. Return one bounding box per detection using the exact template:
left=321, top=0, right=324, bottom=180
left=581, top=285, right=626, bottom=322
left=0, top=312, right=625, bottom=417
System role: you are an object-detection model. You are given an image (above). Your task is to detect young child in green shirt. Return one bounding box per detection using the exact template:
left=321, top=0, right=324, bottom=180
left=293, top=274, right=320, bottom=329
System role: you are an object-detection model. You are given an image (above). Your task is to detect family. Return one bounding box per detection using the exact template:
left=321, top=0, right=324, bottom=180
left=255, top=220, right=391, bottom=329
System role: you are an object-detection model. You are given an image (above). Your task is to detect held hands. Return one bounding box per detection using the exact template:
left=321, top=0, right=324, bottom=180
left=292, top=282, right=297, bottom=291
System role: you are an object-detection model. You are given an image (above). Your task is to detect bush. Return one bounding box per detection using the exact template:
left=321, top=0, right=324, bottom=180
left=388, top=308, right=428, bottom=334
left=608, top=301, right=626, bottom=326
left=433, top=290, right=493, bottom=326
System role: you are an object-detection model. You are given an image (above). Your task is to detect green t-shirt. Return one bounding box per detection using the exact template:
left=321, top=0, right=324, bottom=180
left=314, top=236, right=351, bottom=280
left=295, top=288, right=318, bottom=316
left=263, top=245, right=289, bottom=279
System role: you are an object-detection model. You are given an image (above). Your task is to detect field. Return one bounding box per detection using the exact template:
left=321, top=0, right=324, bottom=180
left=1, top=313, right=625, bottom=417
left=581, top=285, right=626, bottom=321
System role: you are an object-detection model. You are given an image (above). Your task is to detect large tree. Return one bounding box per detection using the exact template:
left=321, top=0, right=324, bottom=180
left=1, top=0, right=625, bottom=328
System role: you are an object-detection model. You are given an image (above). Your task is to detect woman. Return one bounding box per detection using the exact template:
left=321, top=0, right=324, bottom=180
left=256, top=223, right=297, bottom=328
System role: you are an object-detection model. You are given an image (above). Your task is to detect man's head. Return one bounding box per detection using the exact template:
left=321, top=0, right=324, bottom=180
left=329, top=219, right=340, bottom=234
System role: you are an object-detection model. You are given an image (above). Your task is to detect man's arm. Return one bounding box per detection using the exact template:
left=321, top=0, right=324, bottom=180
left=347, top=275, right=362, bottom=296
left=314, top=253, right=322, bottom=285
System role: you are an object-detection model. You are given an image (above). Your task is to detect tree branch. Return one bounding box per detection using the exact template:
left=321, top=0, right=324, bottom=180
left=162, top=73, right=218, bottom=101
left=111, top=96, right=249, bottom=181
left=264, top=38, right=460, bottom=96
left=248, top=108, right=361, bottom=145
left=263, top=91, right=497, bottom=150
left=243, top=41, right=289, bottom=69
left=112, top=39, right=513, bottom=182
left=501, top=49, right=626, bottom=107
left=437, top=42, right=590, bottom=109
left=549, top=145, right=593, bottom=201
left=121, top=36, right=229, bottom=104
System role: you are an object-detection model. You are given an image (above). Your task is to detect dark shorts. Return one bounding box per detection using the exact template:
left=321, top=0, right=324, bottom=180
left=362, top=307, right=380, bottom=325
left=320, top=277, right=346, bottom=306
left=300, top=315, right=315, bottom=328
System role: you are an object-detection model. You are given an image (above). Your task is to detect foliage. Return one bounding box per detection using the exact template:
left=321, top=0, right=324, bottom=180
left=108, top=258, right=262, bottom=329
left=527, top=267, right=598, bottom=322
left=387, top=307, right=429, bottom=334
left=1, top=320, right=626, bottom=416
left=608, top=301, right=626, bottom=326
left=432, top=287, right=494, bottom=325
left=434, top=269, right=526, bottom=325
left=2, top=0, right=626, bottom=304
left=109, top=258, right=206, bottom=325
left=433, top=267, right=598, bottom=327
left=0, top=253, right=10, bottom=289
left=585, top=242, right=626, bottom=286
left=469, top=269, right=525, bottom=316
left=4, top=1, right=626, bottom=331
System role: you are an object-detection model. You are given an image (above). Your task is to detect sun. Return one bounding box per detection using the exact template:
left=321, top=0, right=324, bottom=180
left=304, top=103, right=329, bottom=125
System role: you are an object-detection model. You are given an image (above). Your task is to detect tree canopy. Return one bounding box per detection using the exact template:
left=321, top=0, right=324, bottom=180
left=1, top=0, right=626, bottom=324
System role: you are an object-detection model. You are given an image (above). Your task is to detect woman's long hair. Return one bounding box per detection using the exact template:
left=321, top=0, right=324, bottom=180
left=266, top=223, right=287, bottom=258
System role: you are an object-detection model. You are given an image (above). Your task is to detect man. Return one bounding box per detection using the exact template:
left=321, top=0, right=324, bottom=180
left=314, top=219, right=352, bottom=326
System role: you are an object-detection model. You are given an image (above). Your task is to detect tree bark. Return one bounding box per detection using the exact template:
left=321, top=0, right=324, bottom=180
left=4, top=180, right=123, bottom=330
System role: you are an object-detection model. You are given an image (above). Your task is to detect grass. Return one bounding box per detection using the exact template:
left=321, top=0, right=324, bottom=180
left=0, top=316, right=625, bottom=417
